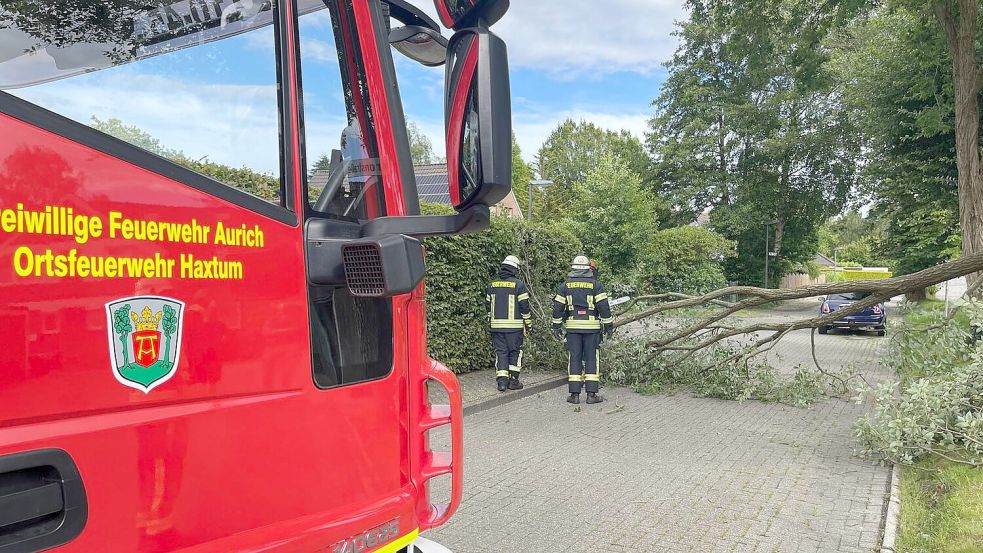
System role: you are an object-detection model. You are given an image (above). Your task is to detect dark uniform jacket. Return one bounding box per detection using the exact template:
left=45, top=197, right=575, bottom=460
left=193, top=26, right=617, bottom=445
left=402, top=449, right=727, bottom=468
left=486, top=266, right=531, bottom=332
left=551, top=269, right=613, bottom=333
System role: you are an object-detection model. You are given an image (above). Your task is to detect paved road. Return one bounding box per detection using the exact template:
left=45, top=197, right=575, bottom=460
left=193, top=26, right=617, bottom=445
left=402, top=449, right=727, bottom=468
left=427, top=301, right=893, bottom=553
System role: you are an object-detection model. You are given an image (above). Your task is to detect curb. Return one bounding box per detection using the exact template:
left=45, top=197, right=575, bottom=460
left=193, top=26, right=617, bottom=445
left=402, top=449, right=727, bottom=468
left=463, top=376, right=567, bottom=417
left=880, top=463, right=901, bottom=552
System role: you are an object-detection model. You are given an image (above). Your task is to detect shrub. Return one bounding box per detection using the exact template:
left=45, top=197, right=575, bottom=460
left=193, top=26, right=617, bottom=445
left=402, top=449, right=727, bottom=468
left=855, top=301, right=983, bottom=465
left=632, top=226, right=736, bottom=295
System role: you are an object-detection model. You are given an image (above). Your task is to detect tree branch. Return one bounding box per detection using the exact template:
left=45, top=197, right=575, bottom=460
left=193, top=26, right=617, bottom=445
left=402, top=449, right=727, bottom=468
left=616, top=251, right=983, bottom=332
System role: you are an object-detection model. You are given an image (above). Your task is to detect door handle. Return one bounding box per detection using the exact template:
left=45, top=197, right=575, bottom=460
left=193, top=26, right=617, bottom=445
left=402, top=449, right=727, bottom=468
left=0, top=449, right=87, bottom=553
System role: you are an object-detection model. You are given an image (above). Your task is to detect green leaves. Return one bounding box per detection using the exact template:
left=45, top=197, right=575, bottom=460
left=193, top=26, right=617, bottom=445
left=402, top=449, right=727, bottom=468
left=633, top=226, right=737, bottom=294
left=161, top=304, right=177, bottom=336
left=650, top=0, right=865, bottom=284
left=535, top=120, right=650, bottom=221
left=855, top=302, right=983, bottom=466
left=113, top=304, right=132, bottom=336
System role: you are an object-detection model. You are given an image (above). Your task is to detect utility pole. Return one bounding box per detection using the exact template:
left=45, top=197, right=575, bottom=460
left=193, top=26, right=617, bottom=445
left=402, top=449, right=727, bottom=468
left=764, top=220, right=778, bottom=288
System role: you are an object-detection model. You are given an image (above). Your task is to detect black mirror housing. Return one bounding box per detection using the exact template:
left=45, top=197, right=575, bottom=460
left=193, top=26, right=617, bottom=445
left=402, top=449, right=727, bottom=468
left=444, top=27, right=511, bottom=212
left=434, top=0, right=509, bottom=29
left=341, top=235, right=426, bottom=297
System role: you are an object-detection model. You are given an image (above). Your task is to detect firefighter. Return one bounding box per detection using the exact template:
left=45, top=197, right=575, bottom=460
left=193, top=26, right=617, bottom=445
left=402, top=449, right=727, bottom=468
left=551, top=255, right=613, bottom=405
left=486, top=255, right=532, bottom=392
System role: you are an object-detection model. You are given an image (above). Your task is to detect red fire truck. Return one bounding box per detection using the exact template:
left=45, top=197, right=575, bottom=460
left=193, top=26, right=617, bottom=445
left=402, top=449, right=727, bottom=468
left=0, top=0, right=512, bottom=551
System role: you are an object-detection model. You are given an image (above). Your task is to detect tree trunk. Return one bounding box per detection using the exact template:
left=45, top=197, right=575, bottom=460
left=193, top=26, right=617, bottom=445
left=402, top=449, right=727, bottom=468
left=718, top=111, right=729, bottom=204
left=936, top=0, right=983, bottom=293
left=905, top=288, right=927, bottom=302
left=772, top=217, right=785, bottom=258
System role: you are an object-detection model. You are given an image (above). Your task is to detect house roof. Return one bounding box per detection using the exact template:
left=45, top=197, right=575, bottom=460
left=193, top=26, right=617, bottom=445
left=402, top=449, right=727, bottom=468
left=814, top=252, right=835, bottom=267
left=415, top=163, right=452, bottom=205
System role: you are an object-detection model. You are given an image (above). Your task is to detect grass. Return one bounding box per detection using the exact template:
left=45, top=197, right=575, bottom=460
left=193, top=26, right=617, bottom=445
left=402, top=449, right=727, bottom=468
left=897, top=456, right=983, bottom=553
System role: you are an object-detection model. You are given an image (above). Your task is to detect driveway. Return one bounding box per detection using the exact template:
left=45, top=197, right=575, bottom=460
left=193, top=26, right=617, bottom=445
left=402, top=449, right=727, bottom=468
left=426, top=301, right=893, bottom=553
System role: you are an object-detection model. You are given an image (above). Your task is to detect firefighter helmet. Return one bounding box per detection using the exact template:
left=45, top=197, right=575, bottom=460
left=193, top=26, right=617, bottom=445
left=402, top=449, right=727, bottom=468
left=502, top=255, right=521, bottom=269
left=572, top=255, right=590, bottom=269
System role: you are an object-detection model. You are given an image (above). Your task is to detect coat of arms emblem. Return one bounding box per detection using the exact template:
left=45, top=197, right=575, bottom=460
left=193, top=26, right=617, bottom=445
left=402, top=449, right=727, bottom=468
left=105, top=296, right=185, bottom=393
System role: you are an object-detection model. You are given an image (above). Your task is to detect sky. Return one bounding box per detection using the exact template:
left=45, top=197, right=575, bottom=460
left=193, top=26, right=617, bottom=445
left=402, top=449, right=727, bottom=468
left=2, top=0, right=687, bottom=172
left=404, top=0, right=687, bottom=162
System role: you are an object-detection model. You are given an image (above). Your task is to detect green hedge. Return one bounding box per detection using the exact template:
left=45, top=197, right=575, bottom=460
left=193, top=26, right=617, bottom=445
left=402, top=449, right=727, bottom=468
left=422, top=205, right=582, bottom=373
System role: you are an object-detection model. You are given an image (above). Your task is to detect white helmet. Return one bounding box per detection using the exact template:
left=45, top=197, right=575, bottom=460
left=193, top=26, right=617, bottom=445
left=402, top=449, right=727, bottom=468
left=572, top=255, right=590, bottom=269
left=502, top=255, right=521, bottom=269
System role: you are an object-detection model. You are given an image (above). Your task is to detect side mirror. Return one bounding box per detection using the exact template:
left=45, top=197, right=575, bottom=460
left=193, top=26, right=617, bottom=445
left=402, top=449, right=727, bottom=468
left=434, top=0, right=509, bottom=29
left=390, top=25, right=448, bottom=67
left=443, top=27, right=511, bottom=211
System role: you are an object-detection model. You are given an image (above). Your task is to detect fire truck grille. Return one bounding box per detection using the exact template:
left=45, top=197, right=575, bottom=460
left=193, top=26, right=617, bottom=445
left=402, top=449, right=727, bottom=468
left=342, top=244, right=386, bottom=296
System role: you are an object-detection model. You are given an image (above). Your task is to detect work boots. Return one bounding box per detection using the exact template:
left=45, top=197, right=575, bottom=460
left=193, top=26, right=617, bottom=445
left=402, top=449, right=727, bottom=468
left=586, top=393, right=603, bottom=404
left=507, top=372, right=523, bottom=390
left=566, top=393, right=581, bottom=405
left=497, top=378, right=508, bottom=392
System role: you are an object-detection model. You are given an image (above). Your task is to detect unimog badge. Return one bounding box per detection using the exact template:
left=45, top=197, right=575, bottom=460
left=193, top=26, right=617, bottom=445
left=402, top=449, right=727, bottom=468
left=106, top=296, right=185, bottom=393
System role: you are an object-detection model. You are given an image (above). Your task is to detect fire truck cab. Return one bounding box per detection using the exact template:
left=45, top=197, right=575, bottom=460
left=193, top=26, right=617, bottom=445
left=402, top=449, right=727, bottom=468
left=0, top=0, right=512, bottom=551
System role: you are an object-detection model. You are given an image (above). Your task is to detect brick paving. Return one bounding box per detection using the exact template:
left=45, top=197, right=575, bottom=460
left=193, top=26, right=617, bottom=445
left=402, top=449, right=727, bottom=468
left=426, top=301, right=894, bottom=552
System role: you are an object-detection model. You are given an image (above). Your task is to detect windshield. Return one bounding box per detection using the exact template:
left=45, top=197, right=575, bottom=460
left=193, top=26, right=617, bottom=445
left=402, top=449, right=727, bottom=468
left=0, top=1, right=291, bottom=90
left=828, top=292, right=870, bottom=301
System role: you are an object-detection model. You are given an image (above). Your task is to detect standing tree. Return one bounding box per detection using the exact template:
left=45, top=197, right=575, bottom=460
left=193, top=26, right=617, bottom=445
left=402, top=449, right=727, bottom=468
left=928, top=0, right=983, bottom=287
left=649, top=0, right=865, bottom=286
left=406, top=121, right=435, bottom=165
left=828, top=6, right=964, bottom=296
left=536, top=119, right=649, bottom=220
left=567, top=153, right=665, bottom=281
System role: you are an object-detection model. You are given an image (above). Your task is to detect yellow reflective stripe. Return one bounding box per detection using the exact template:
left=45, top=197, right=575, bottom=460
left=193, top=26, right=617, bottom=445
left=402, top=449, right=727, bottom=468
left=566, top=295, right=574, bottom=311
left=584, top=374, right=600, bottom=381
left=566, top=321, right=601, bottom=328
left=594, top=292, right=609, bottom=302
left=491, top=321, right=524, bottom=328
left=568, top=374, right=584, bottom=382
left=496, top=370, right=509, bottom=377
left=517, top=292, right=530, bottom=301
left=599, top=317, right=614, bottom=324
left=373, top=529, right=420, bottom=553
left=509, top=364, right=521, bottom=373
left=522, top=313, right=532, bottom=319
left=508, top=294, right=515, bottom=321
left=587, top=294, right=595, bottom=311
left=553, top=294, right=566, bottom=303
left=551, top=318, right=563, bottom=324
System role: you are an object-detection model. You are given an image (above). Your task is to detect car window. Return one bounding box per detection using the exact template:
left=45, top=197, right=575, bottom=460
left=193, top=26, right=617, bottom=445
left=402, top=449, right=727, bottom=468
left=828, top=292, right=869, bottom=301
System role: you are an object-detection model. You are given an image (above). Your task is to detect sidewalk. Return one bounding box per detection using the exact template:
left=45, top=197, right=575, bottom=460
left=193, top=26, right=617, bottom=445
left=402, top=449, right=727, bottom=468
left=430, top=369, right=566, bottom=417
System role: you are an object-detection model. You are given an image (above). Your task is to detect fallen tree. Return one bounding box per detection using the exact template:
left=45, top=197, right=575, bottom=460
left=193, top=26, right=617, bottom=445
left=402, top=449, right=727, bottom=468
left=613, top=251, right=983, bottom=368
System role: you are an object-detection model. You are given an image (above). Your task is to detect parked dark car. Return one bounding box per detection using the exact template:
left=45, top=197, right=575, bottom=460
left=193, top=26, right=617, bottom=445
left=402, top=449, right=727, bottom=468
left=818, top=292, right=887, bottom=336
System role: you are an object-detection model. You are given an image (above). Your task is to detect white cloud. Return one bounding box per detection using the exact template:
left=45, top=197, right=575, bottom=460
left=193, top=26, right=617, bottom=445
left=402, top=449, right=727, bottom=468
left=418, top=0, right=685, bottom=76
left=11, top=71, right=286, bottom=175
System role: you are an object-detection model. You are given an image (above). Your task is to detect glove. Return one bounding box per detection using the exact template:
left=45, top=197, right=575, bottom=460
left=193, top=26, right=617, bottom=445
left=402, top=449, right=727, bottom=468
left=524, top=320, right=532, bottom=336
left=604, top=324, right=614, bottom=339
left=551, top=326, right=564, bottom=342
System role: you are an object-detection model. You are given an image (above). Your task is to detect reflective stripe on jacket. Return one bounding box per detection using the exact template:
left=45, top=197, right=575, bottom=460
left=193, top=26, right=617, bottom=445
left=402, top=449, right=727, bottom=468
left=486, top=269, right=531, bottom=331
left=551, top=269, right=613, bottom=333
